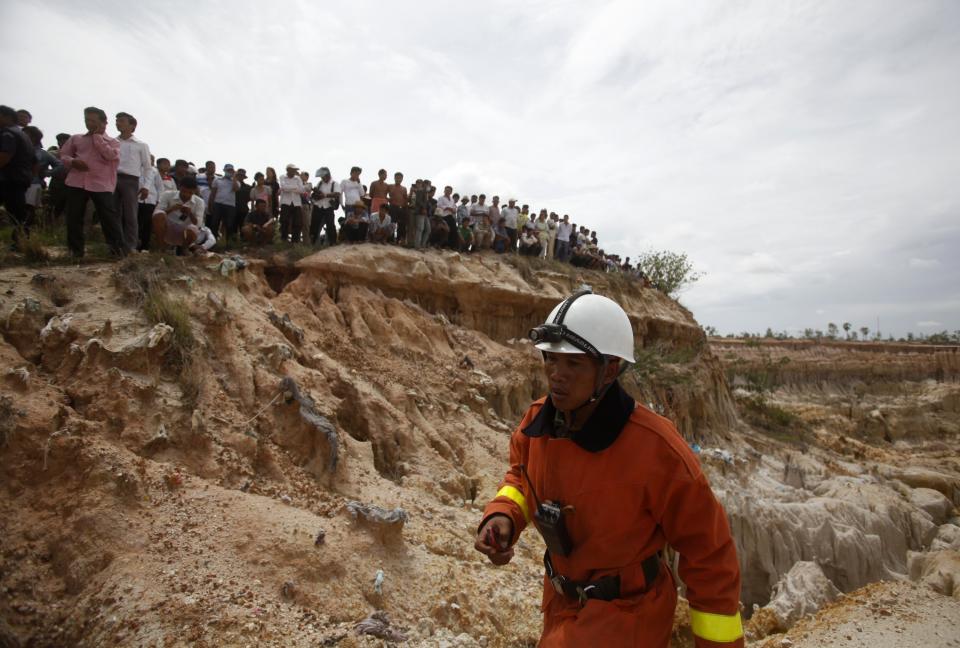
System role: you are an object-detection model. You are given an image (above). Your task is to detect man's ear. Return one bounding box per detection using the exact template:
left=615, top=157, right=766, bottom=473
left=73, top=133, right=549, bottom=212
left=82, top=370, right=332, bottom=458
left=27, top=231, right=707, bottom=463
left=602, top=358, right=621, bottom=386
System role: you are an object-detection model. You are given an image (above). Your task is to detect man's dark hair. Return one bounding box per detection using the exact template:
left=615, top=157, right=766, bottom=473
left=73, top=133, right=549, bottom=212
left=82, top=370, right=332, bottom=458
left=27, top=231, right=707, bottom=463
left=205, top=160, right=215, bottom=167
left=84, top=106, right=108, bottom=122
left=351, top=166, right=361, bottom=174
left=254, top=171, right=264, bottom=180
left=16, top=108, right=31, bottom=118
left=378, top=168, right=386, bottom=175
left=255, top=198, right=267, bottom=205
left=179, top=176, right=198, bottom=189
left=56, top=133, right=70, bottom=146
left=394, top=172, right=403, bottom=179
left=174, top=159, right=187, bottom=168
left=0, top=105, right=17, bottom=119
left=479, top=194, right=486, bottom=200
left=157, top=157, right=170, bottom=166
left=116, top=111, right=137, bottom=127
left=23, top=126, right=43, bottom=144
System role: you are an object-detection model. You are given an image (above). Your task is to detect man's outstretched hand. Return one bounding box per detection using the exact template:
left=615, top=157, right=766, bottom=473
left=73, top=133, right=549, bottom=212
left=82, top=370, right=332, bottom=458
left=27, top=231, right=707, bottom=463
left=475, top=515, right=514, bottom=566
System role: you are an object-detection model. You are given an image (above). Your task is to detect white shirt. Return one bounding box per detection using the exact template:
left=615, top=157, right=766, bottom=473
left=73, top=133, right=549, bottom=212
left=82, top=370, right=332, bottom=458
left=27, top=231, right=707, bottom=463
left=279, top=174, right=304, bottom=206
left=436, top=194, right=457, bottom=216
left=557, top=221, right=573, bottom=242
left=501, top=206, right=519, bottom=229
left=154, top=190, right=206, bottom=223
left=195, top=226, right=216, bottom=250
left=470, top=203, right=489, bottom=218
left=116, top=134, right=151, bottom=187
left=139, top=167, right=165, bottom=205
left=312, top=180, right=339, bottom=208
left=340, top=178, right=364, bottom=207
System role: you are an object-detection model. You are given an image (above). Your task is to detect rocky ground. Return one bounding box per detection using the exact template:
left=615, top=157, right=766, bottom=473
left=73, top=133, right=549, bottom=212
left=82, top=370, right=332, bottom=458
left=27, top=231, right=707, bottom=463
left=0, top=245, right=958, bottom=647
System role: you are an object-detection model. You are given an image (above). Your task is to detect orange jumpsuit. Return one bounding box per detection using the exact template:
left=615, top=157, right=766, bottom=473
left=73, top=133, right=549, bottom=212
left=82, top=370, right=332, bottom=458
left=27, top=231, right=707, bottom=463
left=481, top=384, right=744, bottom=648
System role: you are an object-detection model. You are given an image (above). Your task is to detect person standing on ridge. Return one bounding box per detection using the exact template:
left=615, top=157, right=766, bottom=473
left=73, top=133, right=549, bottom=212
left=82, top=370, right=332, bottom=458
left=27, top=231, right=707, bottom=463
left=475, top=290, right=744, bottom=648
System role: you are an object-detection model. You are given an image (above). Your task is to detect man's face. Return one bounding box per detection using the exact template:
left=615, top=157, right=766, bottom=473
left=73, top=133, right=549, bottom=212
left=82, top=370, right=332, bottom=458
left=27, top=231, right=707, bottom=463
left=84, top=111, right=105, bottom=134
left=351, top=170, right=361, bottom=180
left=394, top=174, right=403, bottom=184
left=542, top=351, right=608, bottom=412
left=179, top=187, right=195, bottom=202
left=116, top=116, right=133, bottom=134
left=16, top=111, right=31, bottom=127
left=256, top=201, right=267, bottom=213
left=379, top=170, right=387, bottom=180
left=206, top=162, right=216, bottom=174
left=158, top=160, right=171, bottom=174
left=286, top=168, right=297, bottom=177
left=0, top=114, right=13, bottom=128
left=444, top=187, right=452, bottom=197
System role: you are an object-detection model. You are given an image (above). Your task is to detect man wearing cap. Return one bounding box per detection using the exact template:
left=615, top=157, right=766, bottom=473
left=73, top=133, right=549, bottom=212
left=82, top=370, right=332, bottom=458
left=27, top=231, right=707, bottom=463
left=501, top=198, right=520, bottom=252
left=310, top=167, right=339, bottom=246
left=114, top=112, right=152, bottom=253
left=278, top=163, right=305, bottom=243
left=475, top=291, right=744, bottom=648
left=342, top=200, right=369, bottom=243
left=209, top=163, right=240, bottom=241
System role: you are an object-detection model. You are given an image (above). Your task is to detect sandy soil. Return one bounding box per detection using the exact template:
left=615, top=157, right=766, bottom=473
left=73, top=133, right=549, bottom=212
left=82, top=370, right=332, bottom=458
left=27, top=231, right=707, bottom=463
left=758, top=580, right=960, bottom=648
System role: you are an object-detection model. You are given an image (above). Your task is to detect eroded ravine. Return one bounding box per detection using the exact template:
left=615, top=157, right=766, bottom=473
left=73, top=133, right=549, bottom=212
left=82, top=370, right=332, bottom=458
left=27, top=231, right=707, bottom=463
left=0, top=247, right=957, bottom=647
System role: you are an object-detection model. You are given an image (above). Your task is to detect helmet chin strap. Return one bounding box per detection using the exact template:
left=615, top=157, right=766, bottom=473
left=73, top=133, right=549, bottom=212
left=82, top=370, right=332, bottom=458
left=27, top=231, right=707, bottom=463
left=553, top=357, right=631, bottom=433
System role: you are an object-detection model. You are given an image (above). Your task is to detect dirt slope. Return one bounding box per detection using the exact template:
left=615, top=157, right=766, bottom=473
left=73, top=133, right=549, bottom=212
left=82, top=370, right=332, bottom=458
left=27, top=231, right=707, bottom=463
left=1, top=246, right=958, bottom=647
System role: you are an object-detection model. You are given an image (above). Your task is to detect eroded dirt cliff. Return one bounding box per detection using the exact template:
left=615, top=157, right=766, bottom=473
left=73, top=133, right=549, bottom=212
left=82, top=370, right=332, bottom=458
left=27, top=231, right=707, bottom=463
left=0, top=247, right=958, bottom=647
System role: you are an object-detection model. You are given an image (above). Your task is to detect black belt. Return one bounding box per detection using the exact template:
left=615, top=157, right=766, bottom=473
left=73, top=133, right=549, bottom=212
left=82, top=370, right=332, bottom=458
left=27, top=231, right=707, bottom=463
left=544, top=550, right=660, bottom=605
left=118, top=173, right=140, bottom=179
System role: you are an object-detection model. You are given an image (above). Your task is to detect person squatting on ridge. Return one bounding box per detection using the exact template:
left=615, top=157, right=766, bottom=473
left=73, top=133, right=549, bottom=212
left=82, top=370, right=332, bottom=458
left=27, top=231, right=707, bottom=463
left=475, top=291, right=744, bottom=648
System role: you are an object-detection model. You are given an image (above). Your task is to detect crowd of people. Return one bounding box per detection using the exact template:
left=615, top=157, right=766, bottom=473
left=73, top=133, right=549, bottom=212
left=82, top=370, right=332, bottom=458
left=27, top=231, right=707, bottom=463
left=1, top=105, right=650, bottom=278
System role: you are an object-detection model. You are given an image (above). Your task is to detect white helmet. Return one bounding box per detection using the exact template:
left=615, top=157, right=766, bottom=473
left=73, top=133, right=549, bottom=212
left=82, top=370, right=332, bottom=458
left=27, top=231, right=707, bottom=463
left=529, top=290, right=635, bottom=363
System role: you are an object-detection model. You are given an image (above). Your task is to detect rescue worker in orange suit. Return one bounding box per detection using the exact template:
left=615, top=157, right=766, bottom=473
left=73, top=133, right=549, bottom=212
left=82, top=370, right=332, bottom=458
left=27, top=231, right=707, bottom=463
left=474, top=290, right=744, bottom=648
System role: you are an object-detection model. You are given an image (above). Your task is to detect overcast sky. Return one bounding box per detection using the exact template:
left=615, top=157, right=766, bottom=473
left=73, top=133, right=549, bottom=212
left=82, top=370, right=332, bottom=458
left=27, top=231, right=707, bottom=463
left=3, top=0, right=958, bottom=337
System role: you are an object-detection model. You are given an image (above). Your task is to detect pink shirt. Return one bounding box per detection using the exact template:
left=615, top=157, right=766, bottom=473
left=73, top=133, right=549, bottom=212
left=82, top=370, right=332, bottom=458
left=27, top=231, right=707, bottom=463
left=59, top=132, right=121, bottom=193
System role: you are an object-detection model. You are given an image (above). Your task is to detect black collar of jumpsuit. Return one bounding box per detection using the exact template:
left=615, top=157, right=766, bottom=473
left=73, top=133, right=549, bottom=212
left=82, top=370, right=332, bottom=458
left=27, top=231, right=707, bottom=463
left=521, top=381, right=635, bottom=453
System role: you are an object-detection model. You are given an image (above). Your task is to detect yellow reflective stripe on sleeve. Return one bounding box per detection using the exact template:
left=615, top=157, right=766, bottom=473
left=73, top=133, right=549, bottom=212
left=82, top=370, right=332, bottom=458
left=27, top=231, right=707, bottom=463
left=690, top=609, right=743, bottom=643
left=495, top=485, right=530, bottom=523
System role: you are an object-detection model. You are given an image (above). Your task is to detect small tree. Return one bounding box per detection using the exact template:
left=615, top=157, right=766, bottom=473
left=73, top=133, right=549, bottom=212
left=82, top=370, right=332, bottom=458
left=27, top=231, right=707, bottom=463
left=860, top=326, right=869, bottom=340
left=764, top=327, right=775, bottom=338
left=827, top=323, right=839, bottom=339
left=636, top=250, right=702, bottom=297
left=803, top=328, right=815, bottom=339
left=842, top=322, right=852, bottom=339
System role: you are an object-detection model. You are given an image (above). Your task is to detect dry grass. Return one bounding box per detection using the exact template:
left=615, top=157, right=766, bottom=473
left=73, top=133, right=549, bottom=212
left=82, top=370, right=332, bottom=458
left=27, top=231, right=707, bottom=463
left=143, top=290, right=196, bottom=367
left=17, top=237, right=52, bottom=263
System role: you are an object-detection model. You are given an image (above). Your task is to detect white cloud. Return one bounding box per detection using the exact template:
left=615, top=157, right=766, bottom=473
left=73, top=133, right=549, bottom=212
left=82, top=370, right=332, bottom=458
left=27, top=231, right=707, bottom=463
left=916, top=320, right=943, bottom=328
left=2, top=0, right=958, bottom=338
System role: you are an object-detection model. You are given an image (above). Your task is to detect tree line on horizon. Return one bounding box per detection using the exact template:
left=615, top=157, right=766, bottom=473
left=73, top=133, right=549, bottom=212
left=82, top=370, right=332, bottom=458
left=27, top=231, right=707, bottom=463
left=702, top=323, right=960, bottom=345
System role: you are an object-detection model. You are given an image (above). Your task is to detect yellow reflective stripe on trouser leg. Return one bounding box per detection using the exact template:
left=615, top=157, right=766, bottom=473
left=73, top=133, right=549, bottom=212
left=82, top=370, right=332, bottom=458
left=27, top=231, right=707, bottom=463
left=689, top=609, right=743, bottom=643
left=495, top=485, right=530, bottom=523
